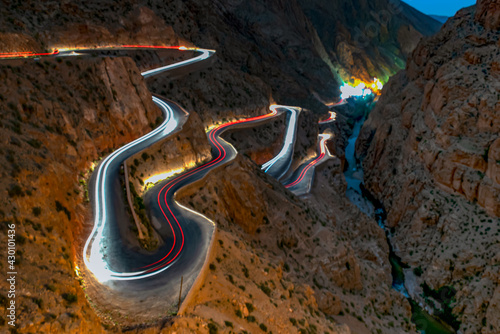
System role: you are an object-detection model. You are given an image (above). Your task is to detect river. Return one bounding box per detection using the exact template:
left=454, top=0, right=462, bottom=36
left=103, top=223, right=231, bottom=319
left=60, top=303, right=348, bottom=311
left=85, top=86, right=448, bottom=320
left=342, top=109, right=456, bottom=334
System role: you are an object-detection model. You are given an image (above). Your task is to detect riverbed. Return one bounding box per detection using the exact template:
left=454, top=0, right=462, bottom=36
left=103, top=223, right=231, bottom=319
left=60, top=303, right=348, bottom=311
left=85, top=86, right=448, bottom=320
left=342, top=111, right=455, bottom=334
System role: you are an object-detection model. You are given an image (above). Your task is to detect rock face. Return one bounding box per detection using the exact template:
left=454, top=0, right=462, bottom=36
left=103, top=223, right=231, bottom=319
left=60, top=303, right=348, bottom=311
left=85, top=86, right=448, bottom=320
left=357, top=2, right=500, bottom=333
left=0, top=57, right=160, bottom=332
left=476, top=0, right=500, bottom=30
left=225, top=111, right=287, bottom=165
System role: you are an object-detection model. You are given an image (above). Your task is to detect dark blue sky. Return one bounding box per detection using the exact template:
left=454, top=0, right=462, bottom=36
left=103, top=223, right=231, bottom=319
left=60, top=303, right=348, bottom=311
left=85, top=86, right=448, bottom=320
left=403, top=0, right=476, bottom=16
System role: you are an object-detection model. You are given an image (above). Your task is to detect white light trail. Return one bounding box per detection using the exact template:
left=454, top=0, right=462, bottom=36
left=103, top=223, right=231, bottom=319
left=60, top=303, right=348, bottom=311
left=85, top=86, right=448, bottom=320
left=83, top=97, right=178, bottom=281
left=141, top=49, right=214, bottom=78
left=83, top=47, right=214, bottom=281
left=261, top=105, right=300, bottom=178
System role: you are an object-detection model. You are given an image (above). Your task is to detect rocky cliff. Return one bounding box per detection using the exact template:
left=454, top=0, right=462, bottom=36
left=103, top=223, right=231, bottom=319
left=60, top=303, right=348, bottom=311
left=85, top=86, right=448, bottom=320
left=357, top=1, right=500, bottom=332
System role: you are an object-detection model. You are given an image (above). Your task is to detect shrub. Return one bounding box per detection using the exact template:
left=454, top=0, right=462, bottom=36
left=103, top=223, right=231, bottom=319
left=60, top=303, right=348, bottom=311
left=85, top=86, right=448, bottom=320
left=245, top=302, right=254, bottom=313
left=260, top=284, right=271, bottom=296
left=259, top=323, right=268, bottom=332
left=8, top=185, right=24, bottom=197
left=15, top=235, right=26, bottom=245
left=32, top=207, right=42, bottom=217
left=208, top=323, right=218, bottom=334
left=32, top=297, right=43, bottom=309
left=62, top=293, right=77, bottom=304
left=55, top=201, right=71, bottom=220
left=27, top=139, right=42, bottom=149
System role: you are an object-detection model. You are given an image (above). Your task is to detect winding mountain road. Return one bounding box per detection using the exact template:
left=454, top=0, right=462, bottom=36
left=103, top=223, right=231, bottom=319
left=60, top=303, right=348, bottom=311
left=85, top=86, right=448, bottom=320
left=2, top=45, right=343, bottom=316
left=274, top=99, right=347, bottom=196
left=261, top=106, right=301, bottom=180
left=282, top=134, right=332, bottom=196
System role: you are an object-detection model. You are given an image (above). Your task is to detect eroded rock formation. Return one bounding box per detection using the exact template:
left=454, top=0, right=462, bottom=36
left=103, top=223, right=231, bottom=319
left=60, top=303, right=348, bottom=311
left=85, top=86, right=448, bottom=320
left=357, top=1, right=500, bottom=332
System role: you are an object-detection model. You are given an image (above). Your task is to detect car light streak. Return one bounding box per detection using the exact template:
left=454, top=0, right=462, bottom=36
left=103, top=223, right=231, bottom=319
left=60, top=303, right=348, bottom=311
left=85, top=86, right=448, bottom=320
left=140, top=48, right=214, bottom=78
left=261, top=105, right=300, bottom=179
left=319, top=111, right=337, bottom=124
left=73, top=46, right=217, bottom=281
left=136, top=105, right=281, bottom=273
left=83, top=96, right=179, bottom=281
left=284, top=134, right=331, bottom=190
left=0, top=49, right=59, bottom=58
left=77, top=45, right=273, bottom=280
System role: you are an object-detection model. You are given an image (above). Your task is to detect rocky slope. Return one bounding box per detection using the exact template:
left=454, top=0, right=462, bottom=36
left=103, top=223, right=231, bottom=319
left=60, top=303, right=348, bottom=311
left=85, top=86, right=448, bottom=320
left=357, top=1, right=500, bottom=332
left=0, top=56, right=160, bottom=332
left=173, top=154, right=414, bottom=334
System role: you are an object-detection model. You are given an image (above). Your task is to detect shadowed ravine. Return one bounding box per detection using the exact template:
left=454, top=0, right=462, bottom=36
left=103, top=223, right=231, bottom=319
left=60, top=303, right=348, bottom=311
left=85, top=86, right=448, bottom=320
left=343, top=108, right=456, bottom=334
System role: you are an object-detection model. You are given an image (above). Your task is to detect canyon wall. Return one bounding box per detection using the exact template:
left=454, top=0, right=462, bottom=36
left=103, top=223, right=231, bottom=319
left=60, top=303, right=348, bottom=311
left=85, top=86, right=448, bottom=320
left=357, top=2, right=500, bottom=332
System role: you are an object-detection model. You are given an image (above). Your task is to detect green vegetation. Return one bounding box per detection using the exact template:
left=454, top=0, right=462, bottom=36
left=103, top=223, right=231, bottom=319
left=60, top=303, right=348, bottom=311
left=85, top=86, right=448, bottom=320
left=26, top=139, right=42, bottom=149
left=32, top=207, right=42, bottom=217
left=55, top=200, right=71, bottom=220
left=32, top=297, right=43, bottom=309
left=208, top=322, right=218, bottom=334
left=245, top=302, right=254, bottom=313
left=259, top=283, right=271, bottom=296
left=420, top=283, right=461, bottom=331
left=242, top=265, right=249, bottom=278
left=61, top=293, right=77, bottom=304
left=15, top=235, right=26, bottom=245
left=410, top=299, right=456, bottom=334
left=8, top=185, right=24, bottom=197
